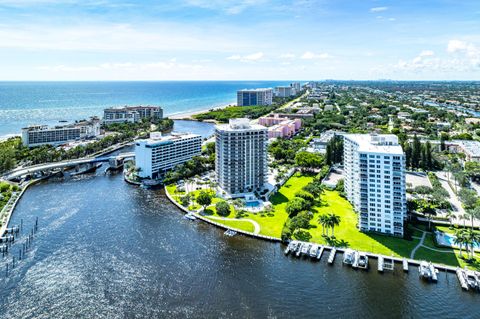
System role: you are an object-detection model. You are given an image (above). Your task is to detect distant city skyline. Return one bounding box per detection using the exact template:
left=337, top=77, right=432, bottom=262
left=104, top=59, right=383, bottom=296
left=0, top=0, right=479, bottom=81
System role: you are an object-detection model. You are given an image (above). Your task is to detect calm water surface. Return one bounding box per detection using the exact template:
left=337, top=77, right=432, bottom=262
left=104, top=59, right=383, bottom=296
left=0, top=170, right=479, bottom=318
left=0, top=81, right=290, bottom=137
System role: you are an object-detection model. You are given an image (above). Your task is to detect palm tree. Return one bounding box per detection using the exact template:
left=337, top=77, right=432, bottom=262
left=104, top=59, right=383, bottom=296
left=461, top=213, right=470, bottom=228
left=454, top=229, right=467, bottom=258
left=418, top=199, right=437, bottom=230
left=466, top=230, right=480, bottom=260
left=445, top=211, right=455, bottom=229
left=317, top=214, right=329, bottom=237
left=328, top=213, right=341, bottom=238
left=467, top=206, right=480, bottom=232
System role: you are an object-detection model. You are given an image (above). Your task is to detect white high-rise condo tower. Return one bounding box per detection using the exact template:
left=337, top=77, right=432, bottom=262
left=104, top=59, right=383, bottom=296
left=215, top=119, right=268, bottom=197
left=343, top=134, right=406, bottom=237
left=237, top=88, right=273, bottom=106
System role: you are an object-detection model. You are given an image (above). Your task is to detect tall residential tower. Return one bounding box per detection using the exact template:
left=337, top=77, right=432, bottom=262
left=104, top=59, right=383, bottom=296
left=236, top=88, right=273, bottom=106
left=343, top=134, right=406, bottom=236
left=215, top=119, right=268, bottom=197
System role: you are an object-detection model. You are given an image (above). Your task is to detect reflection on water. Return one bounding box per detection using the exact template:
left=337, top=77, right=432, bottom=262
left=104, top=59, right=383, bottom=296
left=0, top=171, right=479, bottom=318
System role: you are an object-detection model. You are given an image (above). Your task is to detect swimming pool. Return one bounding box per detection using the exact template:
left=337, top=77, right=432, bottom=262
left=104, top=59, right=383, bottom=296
left=245, top=201, right=261, bottom=208
left=440, top=232, right=480, bottom=249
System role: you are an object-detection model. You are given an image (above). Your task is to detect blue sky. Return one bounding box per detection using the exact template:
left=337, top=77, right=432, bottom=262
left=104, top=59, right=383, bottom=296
left=0, top=0, right=479, bottom=80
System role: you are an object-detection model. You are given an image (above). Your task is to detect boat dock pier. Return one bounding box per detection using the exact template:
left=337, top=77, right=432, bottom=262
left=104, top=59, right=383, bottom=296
left=378, top=256, right=384, bottom=272
left=403, top=258, right=409, bottom=272
left=456, top=268, right=469, bottom=291
left=328, top=248, right=336, bottom=264
left=283, top=240, right=478, bottom=293
left=317, top=246, right=324, bottom=260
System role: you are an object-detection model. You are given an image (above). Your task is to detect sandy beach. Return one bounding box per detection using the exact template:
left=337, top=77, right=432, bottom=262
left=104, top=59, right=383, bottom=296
left=167, top=103, right=234, bottom=120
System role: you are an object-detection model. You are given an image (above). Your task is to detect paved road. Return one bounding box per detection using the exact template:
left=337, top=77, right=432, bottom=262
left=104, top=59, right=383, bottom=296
left=3, top=152, right=134, bottom=180
left=434, top=171, right=480, bottom=227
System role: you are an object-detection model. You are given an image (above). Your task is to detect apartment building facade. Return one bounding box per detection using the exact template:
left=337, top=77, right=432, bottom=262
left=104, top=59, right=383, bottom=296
left=215, top=119, right=268, bottom=197
left=343, top=134, right=406, bottom=237
left=236, top=88, right=273, bottom=106
left=135, top=132, right=202, bottom=180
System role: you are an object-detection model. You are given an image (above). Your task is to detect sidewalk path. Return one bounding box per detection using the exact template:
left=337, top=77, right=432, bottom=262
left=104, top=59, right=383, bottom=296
left=410, top=231, right=426, bottom=259
left=202, top=215, right=261, bottom=234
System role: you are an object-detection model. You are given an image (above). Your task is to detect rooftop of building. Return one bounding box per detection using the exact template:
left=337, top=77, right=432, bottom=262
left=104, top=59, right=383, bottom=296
left=237, top=88, right=272, bottom=92
left=216, top=118, right=267, bottom=132
left=344, top=133, right=404, bottom=155
left=104, top=105, right=162, bottom=111
left=136, top=132, right=201, bottom=146
left=451, top=140, right=480, bottom=157
left=22, top=117, right=100, bottom=131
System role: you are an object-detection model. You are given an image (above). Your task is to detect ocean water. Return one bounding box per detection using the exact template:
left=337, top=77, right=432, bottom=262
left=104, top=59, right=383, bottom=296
left=0, top=81, right=291, bottom=138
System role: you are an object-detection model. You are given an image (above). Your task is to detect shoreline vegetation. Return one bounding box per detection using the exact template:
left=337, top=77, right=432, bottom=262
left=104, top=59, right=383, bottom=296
left=0, top=117, right=173, bottom=175
left=164, top=173, right=479, bottom=271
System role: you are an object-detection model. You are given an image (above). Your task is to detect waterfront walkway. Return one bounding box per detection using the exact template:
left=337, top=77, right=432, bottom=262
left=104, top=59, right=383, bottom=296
left=203, top=215, right=261, bottom=234
left=410, top=231, right=427, bottom=259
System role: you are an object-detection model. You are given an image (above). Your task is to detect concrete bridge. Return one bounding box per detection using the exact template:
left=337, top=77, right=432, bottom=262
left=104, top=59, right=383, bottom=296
left=2, top=152, right=135, bottom=181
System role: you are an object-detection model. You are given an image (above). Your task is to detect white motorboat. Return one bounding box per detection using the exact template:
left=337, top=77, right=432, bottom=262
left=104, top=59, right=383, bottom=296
left=418, top=261, right=436, bottom=281
left=296, top=243, right=304, bottom=257
left=309, top=244, right=319, bottom=258
left=184, top=213, right=197, bottom=221
left=464, top=270, right=479, bottom=290
left=301, top=243, right=311, bottom=256
left=343, top=249, right=355, bottom=265
left=357, top=252, right=368, bottom=269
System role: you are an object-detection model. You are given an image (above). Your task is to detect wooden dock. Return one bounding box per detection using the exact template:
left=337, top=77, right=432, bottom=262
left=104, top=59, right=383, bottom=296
left=328, top=248, right=336, bottom=264
left=403, top=258, right=409, bottom=272
left=378, top=256, right=384, bottom=272
left=317, top=246, right=324, bottom=260
left=456, top=268, right=469, bottom=291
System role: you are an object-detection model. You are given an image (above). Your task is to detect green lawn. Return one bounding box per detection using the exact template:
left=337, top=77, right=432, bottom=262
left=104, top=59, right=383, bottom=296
left=305, top=190, right=420, bottom=257
left=414, top=247, right=461, bottom=268
left=204, top=173, right=315, bottom=237
left=166, top=177, right=477, bottom=268
left=253, top=173, right=314, bottom=237
left=414, top=231, right=480, bottom=270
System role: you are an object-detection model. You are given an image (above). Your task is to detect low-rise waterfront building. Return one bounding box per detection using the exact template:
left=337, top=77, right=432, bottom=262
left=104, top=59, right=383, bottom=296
left=237, top=88, right=273, bottom=106
left=215, top=118, right=268, bottom=197
left=135, top=132, right=201, bottom=179
left=429, top=140, right=480, bottom=162
left=103, top=105, right=163, bottom=124
left=343, top=134, right=406, bottom=237
left=308, top=130, right=344, bottom=154
left=258, top=114, right=301, bottom=139
left=21, top=118, right=101, bottom=147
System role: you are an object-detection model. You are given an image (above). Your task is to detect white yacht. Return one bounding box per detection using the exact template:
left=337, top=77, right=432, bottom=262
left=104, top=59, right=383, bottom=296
left=343, top=249, right=355, bottom=265
left=357, top=252, right=369, bottom=269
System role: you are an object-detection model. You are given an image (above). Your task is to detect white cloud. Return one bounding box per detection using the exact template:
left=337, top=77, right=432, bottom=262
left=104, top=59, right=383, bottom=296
left=183, top=0, right=267, bottom=14
left=393, top=41, right=480, bottom=73
left=419, top=50, right=434, bottom=57
left=370, top=6, right=388, bottom=13
left=36, top=60, right=205, bottom=72
left=279, top=53, right=295, bottom=59
left=0, top=23, right=255, bottom=53
left=447, top=39, right=468, bottom=53
left=227, top=52, right=264, bottom=62
left=301, top=51, right=331, bottom=59
left=446, top=39, right=479, bottom=67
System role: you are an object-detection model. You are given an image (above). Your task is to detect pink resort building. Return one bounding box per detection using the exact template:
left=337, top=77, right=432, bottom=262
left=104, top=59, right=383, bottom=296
left=258, top=114, right=302, bottom=139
